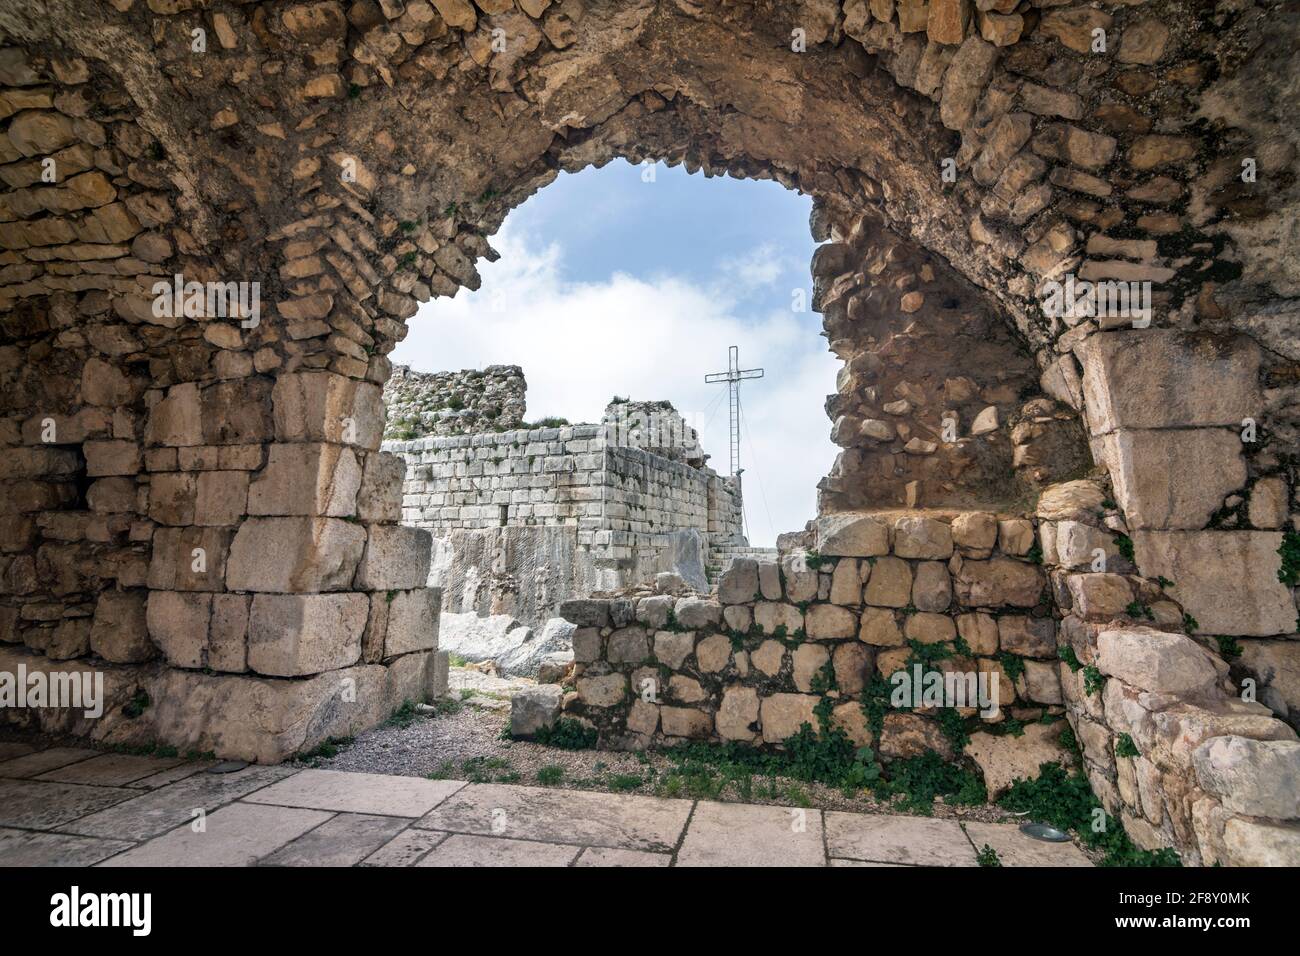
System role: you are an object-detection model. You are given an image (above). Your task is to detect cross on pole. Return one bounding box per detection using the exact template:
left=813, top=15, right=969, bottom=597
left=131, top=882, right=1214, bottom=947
left=705, top=345, right=764, bottom=477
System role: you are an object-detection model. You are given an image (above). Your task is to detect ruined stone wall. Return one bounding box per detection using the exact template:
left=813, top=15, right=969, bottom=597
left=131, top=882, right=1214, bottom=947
left=560, top=507, right=1066, bottom=761
left=0, top=0, right=1297, bottom=859
left=385, top=419, right=744, bottom=622
left=383, top=362, right=526, bottom=440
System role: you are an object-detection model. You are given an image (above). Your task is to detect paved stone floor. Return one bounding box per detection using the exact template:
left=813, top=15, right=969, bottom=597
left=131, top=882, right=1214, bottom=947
left=0, top=742, right=1091, bottom=867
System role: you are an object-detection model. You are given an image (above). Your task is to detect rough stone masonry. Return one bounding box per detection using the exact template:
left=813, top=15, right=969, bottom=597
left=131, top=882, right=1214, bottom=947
left=0, top=0, right=1297, bottom=864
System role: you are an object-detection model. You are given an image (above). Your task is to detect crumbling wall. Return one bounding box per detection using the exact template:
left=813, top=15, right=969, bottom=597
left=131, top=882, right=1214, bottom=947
left=383, top=363, right=526, bottom=440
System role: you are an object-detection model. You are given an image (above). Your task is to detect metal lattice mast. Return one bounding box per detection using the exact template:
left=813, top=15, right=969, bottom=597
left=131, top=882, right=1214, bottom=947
left=705, top=345, right=764, bottom=477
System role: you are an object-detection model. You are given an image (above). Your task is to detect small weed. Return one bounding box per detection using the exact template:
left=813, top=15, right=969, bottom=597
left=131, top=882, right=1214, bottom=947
left=536, top=765, right=565, bottom=786
left=1115, top=733, right=1140, bottom=759
left=976, top=844, right=1001, bottom=867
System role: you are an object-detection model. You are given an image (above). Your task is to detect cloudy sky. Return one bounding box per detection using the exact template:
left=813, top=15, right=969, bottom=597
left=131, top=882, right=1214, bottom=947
left=391, top=160, right=838, bottom=547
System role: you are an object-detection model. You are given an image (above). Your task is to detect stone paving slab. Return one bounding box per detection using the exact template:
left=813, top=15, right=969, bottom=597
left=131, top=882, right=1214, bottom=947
left=0, top=778, right=137, bottom=830
left=677, top=801, right=826, bottom=867
left=360, top=829, right=447, bottom=867
left=414, top=783, right=693, bottom=852
left=58, top=765, right=295, bottom=841
left=0, top=742, right=35, bottom=762
left=575, top=846, right=673, bottom=867
left=0, top=827, right=135, bottom=867
left=962, top=821, right=1093, bottom=867
left=99, top=803, right=334, bottom=867
left=416, top=833, right=581, bottom=867
left=244, top=768, right=465, bottom=817
left=825, top=812, right=978, bottom=867
left=260, top=812, right=410, bottom=867
left=0, top=747, right=98, bottom=779
left=36, top=753, right=186, bottom=787
left=127, top=761, right=215, bottom=790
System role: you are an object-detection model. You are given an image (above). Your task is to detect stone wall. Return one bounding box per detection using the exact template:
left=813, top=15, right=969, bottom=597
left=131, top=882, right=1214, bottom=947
left=1, top=0, right=1297, bottom=855
left=560, top=509, right=1062, bottom=756
left=385, top=414, right=744, bottom=623
left=383, top=363, right=526, bottom=440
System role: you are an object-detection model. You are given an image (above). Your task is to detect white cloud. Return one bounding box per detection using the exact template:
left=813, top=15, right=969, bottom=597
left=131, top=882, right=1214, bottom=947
left=390, top=224, right=839, bottom=546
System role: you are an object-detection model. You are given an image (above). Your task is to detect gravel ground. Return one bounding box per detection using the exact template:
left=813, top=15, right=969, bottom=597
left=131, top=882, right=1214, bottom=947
left=300, top=669, right=1051, bottom=831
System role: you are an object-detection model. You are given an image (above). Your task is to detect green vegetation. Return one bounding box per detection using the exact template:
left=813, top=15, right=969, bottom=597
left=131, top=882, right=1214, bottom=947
left=804, top=549, right=829, bottom=571
left=976, top=844, right=1001, bottom=867
left=1278, top=530, right=1300, bottom=585
left=1215, top=635, right=1242, bottom=659
left=1114, top=534, right=1135, bottom=562
left=1115, top=733, right=1140, bottom=759
left=122, top=688, right=150, bottom=719
left=1083, top=665, right=1105, bottom=696
left=1059, top=645, right=1083, bottom=672
left=1000, top=763, right=1180, bottom=867
left=536, top=765, right=565, bottom=786
left=385, top=700, right=422, bottom=729
left=535, top=718, right=598, bottom=750
left=296, top=736, right=353, bottom=766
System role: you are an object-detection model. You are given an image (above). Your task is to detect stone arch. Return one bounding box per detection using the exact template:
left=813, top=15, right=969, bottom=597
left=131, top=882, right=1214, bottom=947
left=1, top=0, right=1298, bottom=863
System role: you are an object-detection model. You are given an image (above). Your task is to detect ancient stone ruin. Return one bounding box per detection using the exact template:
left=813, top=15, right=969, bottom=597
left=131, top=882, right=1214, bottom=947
left=0, top=0, right=1297, bottom=865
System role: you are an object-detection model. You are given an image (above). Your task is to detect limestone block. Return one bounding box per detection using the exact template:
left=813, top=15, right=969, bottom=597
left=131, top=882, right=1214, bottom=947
left=829, top=558, right=861, bottom=604
left=952, top=511, right=997, bottom=551
left=816, top=512, right=890, bottom=556
left=1247, top=476, right=1289, bottom=530
left=1193, top=736, right=1300, bottom=819
left=859, top=607, right=904, bottom=646
left=147, top=526, right=231, bottom=592
left=832, top=701, right=874, bottom=746
left=806, top=603, right=857, bottom=640
left=247, top=593, right=367, bottom=676
left=953, top=557, right=1044, bottom=607
left=607, top=625, right=649, bottom=664
left=894, top=515, right=953, bottom=558
left=781, top=552, right=820, bottom=603
left=865, top=555, right=913, bottom=607
left=997, top=518, right=1034, bottom=555
left=636, top=595, right=674, bottom=630
left=357, top=451, right=406, bottom=522
left=792, top=643, right=830, bottom=692
left=717, top=557, right=759, bottom=604
left=654, top=630, right=694, bottom=670
left=89, top=589, right=154, bottom=663
left=1097, top=626, right=1219, bottom=696
left=964, top=722, right=1068, bottom=798
left=833, top=642, right=874, bottom=694
left=661, top=706, right=713, bottom=739
left=272, top=371, right=385, bottom=450
left=147, top=472, right=196, bottom=526
left=1049, top=519, right=1120, bottom=569
left=560, top=599, right=610, bottom=628
left=911, top=561, right=952, bottom=612
left=382, top=587, right=439, bottom=657
left=146, top=591, right=211, bottom=668
left=194, top=470, right=250, bottom=527
left=247, top=443, right=361, bottom=517
left=511, top=685, right=563, bottom=738
left=904, top=612, right=955, bottom=644
left=1236, top=639, right=1300, bottom=723
left=1076, top=330, right=1261, bottom=435
left=145, top=383, right=202, bottom=447
left=997, top=615, right=1055, bottom=657
left=209, top=593, right=250, bottom=672
left=752, top=639, right=786, bottom=675
left=695, top=633, right=731, bottom=672
left=757, top=560, right=782, bottom=600
left=1222, top=818, right=1300, bottom=866
left=226, top=517, right=366, bottom=592
left=1131, top=531, right=1295, bottom=636
left=723, top=605, right=752, bottom=634
left=956, top=611, right=998, bottom=655
left=572, top=627, right=602, bottom=663
left=717, top=685, right=760, bottom=741
left=674, top=596, right=721, bottom=630
left=354, top=524, right=432, bottom=590
left=627, top=699, right=660, bottom=736
left=1065, top=572, right=1133, bottom=621
left=1101, top=429, right=1245, bottom=530
left=576, top=672, right=626, bottom=707
left=84, top=440, right=141, bottom=477
left=760, top=693, right=819, bottom=743
left=880, top=712, right=953, bottom=759
left=1023, top=660, right=1063, bottom=704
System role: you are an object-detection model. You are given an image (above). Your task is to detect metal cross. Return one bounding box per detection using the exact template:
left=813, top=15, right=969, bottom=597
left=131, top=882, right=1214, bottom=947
left=705, top=345, right=764, bottom=476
